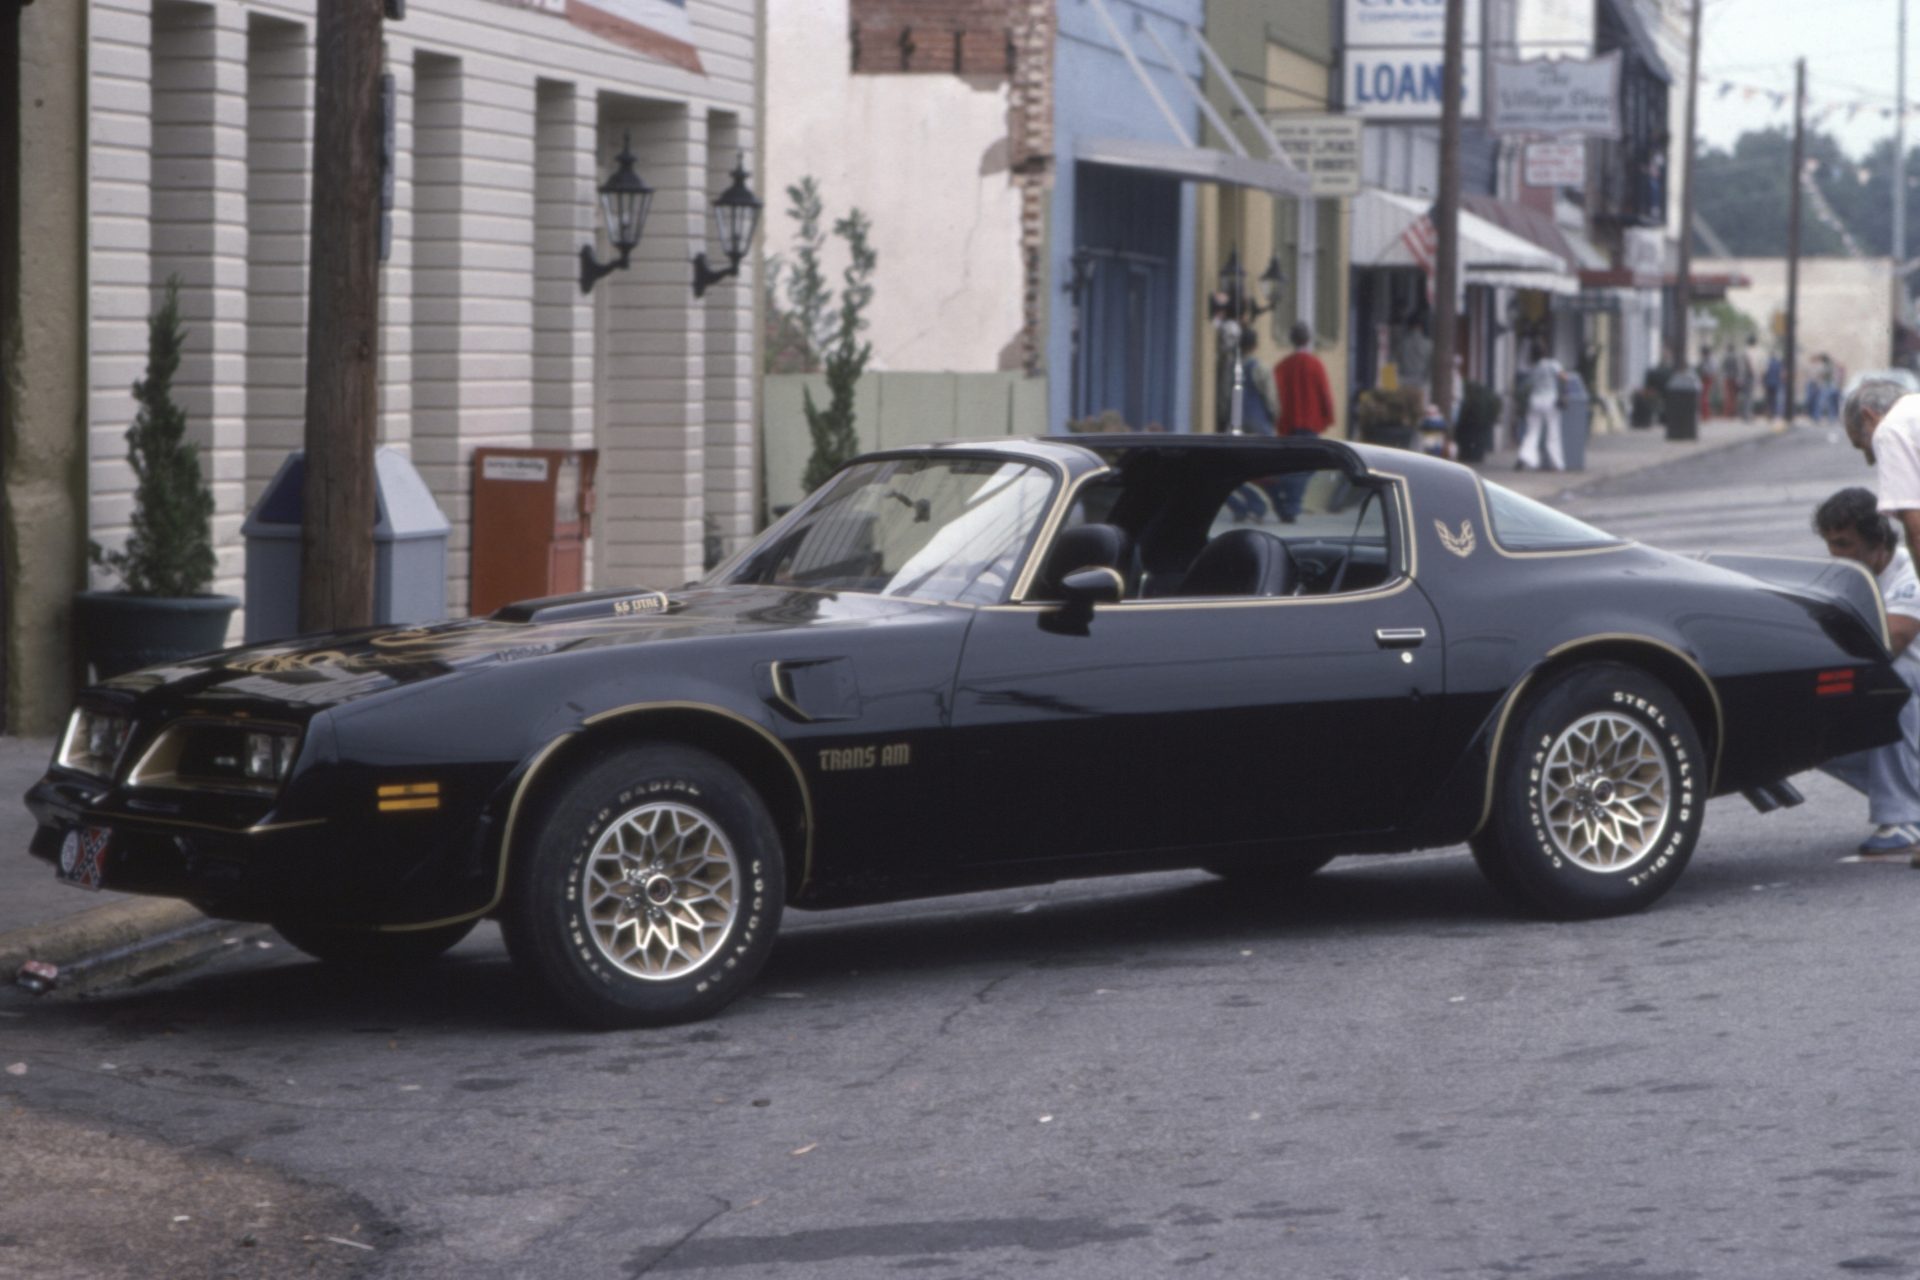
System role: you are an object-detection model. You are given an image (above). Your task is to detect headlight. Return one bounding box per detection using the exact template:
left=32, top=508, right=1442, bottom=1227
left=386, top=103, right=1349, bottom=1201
left=126, top=720, right=303, bottom=795
left=243, top=730, right=298, bottom=783
left=57, top=708, right=132, bottom=778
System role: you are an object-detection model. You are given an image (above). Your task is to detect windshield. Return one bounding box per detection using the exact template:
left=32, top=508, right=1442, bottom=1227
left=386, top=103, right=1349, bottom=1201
left=716, top=455, right=1057, bottom=603
left=1481, top=480, right=1623, bottom=551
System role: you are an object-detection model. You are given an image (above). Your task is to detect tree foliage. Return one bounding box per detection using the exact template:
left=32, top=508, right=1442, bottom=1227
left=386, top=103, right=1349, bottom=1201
left=1693, top=126, right=1920, bottom=258
left=794, top=189, right=877, bottom=495
left=91, top=277, right=217, bottom=597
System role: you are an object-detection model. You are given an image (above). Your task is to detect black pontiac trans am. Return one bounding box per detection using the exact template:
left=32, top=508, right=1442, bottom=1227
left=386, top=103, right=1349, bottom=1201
left=26, top=435, right=1908, bottom=1026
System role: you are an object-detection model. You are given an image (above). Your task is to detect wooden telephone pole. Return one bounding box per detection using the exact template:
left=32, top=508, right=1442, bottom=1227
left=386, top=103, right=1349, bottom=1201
left=298, top=0, right=385, bottom=633
left=1786, top=58, right=1806, bottom=420
left=1431, top=0, right=1465, bottom=421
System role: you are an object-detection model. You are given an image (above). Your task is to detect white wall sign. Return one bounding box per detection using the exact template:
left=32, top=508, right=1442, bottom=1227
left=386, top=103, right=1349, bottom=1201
left=1489, top=54, right=1621, bottom=137
left=1344, top=0, right=1482, bottom=48
left=1523, top=139, right=1587, bottom=187
left=1345, top=49, right=1482, bottom=120
left=483, top=456, right=551, bottom=483
left=1268, top=116, right=1365, bottom=197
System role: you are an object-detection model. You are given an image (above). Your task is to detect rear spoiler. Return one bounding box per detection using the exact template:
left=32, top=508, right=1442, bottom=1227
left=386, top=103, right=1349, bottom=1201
left=1697, top=552, right=1890, bottom=651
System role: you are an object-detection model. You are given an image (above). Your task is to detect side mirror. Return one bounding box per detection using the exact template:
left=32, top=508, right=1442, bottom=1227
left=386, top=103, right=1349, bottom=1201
left=1059, top=566, right=1124, bottom=606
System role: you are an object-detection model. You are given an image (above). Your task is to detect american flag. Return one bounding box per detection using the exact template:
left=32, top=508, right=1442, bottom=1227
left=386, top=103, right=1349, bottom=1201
left=1401, top=213, right=1438, bottom=280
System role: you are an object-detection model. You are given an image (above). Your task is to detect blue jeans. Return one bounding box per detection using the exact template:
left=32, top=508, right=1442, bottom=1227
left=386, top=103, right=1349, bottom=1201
left=1821, top=665, right=1920, bottom=825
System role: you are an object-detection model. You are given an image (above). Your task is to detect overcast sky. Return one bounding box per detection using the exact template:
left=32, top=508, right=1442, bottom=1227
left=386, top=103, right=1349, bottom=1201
left=1696, top=0, right=1913, bottom=158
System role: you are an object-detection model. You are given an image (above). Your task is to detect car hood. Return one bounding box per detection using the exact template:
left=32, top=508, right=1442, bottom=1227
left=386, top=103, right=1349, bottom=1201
left=91, top=585, right=946, bottom=713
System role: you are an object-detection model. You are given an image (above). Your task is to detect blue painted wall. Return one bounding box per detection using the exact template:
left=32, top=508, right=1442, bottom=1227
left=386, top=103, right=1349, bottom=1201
left=1051, top=0, right=1204, bottom=433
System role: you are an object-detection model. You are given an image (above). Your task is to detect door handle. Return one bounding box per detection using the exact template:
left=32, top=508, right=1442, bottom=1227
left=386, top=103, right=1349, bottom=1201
left=1374, top=627, right=1427, bottom=649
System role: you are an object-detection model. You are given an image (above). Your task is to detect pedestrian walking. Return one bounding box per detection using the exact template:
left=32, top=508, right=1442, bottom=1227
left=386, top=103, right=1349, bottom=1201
left=1517, top=340, right=1565, bottom=471
left=1743, top=335, right=1765, bottom=419
left=1812, top=486, right=1920, bottom=860
left=1272, top=322, right=1335, bottom=520
left=1763, top=347, right=1784, bottom=420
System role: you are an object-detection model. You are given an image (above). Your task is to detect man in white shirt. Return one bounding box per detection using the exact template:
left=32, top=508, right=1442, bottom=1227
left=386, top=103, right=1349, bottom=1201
left=1814, top=486, right=1920, bottom=860
left=1842, top=377, right=1920, bottom=551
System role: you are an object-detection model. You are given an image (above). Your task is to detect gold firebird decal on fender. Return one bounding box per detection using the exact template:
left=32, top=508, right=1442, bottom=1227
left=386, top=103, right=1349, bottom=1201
left=1436, top=518, right=1476, bottom=558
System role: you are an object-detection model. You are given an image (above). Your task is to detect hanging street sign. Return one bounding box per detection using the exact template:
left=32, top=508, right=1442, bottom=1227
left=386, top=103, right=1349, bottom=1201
left=1489, top=54, right=1622, bottom=137
left=1268, top=115, right=1365, bottom=197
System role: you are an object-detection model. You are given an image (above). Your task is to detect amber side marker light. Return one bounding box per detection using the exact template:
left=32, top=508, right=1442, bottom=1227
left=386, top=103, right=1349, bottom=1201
left=378, top=782, right=441, bottom=812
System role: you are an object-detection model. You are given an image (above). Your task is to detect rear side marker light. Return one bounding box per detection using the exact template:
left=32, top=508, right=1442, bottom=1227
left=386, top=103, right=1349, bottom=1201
left=378, top=782, right=441, bottom=812
left=1816, top=669, right=1856, bottom=697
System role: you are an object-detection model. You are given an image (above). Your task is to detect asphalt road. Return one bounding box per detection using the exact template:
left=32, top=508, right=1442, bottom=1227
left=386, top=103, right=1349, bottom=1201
left=6, top=426, right=1918, bottom=1280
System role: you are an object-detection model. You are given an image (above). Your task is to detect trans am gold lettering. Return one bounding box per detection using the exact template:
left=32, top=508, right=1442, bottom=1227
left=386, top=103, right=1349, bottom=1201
left=817, top=743, right=912, bottom=772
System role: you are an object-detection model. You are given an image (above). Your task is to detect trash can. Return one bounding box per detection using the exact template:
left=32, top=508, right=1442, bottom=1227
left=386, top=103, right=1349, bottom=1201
left=241, top=447, right=452, bottom=643
left=1663, top=369, right=1700, bottom=442
left=1559, top=373, right=1591, bottom=471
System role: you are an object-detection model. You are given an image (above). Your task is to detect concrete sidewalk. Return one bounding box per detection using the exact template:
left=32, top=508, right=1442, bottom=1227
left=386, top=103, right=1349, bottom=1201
left=0, top=410, right=1795, bottom=992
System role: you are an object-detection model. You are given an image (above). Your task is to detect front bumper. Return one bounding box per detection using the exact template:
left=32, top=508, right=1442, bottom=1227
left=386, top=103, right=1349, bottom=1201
left=25, top=766, right=504, bottom=928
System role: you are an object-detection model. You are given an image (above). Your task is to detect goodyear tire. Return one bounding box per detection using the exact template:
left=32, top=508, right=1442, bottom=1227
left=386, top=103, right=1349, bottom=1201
left=273, top=919, right=477, bottom=966
left=1471, top=663, right=1704, bottom=920
left=501, top=744, right=784, bottom=1029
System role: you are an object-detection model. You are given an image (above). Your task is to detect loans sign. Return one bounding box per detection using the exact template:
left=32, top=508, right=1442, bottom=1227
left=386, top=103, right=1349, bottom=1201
left=1343, top=0, right=1484, bottom=121
left=1489, top=54, right=1622, bottom=137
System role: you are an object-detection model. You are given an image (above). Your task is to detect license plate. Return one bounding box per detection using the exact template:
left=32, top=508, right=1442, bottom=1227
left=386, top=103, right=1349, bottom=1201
left=55, top=826, right=110, bottom=892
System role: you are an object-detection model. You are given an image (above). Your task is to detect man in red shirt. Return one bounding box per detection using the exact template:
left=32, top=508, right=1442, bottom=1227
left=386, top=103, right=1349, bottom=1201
left=1274, top=321, right=1335, bottom=436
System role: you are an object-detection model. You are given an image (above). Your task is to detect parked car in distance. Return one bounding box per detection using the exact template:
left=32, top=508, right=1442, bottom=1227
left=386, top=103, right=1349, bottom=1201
left=27, top=435, right=1907, bottom=1026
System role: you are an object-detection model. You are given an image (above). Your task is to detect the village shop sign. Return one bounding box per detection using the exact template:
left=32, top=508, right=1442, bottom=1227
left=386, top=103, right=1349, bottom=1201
left=1343, top=0, right=1483, bottom=121
left=1490, top=54, right=1622, bottom=137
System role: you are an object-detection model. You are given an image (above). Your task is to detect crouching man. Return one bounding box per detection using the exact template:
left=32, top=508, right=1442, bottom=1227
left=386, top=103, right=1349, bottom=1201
left=1814, top=487, right=1920, bottom=862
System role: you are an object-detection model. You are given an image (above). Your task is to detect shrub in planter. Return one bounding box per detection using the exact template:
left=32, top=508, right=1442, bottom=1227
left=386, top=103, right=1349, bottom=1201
left=77, top=278, right=238, bottom=678
left=1353, top=387, right=1423, bottom=450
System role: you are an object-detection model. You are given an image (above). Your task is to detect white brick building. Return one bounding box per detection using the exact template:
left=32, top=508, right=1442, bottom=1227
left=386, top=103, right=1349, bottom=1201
left=84, top=0, right=760, bottom=627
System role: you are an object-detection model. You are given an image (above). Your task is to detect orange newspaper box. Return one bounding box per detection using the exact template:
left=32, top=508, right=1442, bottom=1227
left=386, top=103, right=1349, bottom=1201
left=469, top=448, right=597, bottom=615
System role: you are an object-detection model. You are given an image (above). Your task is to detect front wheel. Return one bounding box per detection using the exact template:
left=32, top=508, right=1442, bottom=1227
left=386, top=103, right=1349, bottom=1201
left=501, top=743, right=785, bottom=1028
left=1471, top=663, right=1704, bottom=919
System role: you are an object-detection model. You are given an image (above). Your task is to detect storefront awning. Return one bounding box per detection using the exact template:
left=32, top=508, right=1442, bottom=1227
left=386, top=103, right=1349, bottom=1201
left=1351, top=189, right=1577, bottom=294
left=1075, top=136, right=1312, bottom=197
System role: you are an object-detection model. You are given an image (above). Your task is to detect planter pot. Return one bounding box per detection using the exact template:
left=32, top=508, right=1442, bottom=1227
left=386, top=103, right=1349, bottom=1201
left=74, top=590, right=240, bottom=680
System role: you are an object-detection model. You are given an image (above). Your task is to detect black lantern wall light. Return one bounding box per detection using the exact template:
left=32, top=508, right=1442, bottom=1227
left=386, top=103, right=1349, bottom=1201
left=578, top=136, right=764, bottom=297
left=1216, top=248, right=1286, bottom=321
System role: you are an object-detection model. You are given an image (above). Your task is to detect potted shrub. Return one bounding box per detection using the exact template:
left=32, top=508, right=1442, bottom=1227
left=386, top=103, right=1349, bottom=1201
left=1453, top=381, right=1503, bottom=462
left=74, top=278, right=238, bottom=678
left=1353, top=386, right=1423, bottom=450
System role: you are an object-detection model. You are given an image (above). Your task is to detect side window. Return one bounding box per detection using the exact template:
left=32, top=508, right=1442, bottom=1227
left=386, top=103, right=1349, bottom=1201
left=1200, top=470, right=1398, bottom=597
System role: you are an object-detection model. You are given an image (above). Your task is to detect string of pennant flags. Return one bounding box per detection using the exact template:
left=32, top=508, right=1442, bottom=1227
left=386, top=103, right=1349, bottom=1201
left=1710, top=76, right=1914, bottom=123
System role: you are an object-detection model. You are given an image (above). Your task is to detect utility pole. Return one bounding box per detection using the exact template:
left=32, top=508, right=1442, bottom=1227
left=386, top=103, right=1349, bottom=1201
left=298, top=0, right=384, bottom=633
left=1895, top=0, right=1908, bottom=365
left=1431, top=0, right=1465, bottom=421
left=1670, top=0, right=1703, bottom=370
left=1787, top=57, right=1806, bottom=421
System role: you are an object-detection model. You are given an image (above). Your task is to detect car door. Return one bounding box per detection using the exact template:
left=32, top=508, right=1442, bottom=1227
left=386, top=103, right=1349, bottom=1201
left=950, top=483, right=1444, bottom=866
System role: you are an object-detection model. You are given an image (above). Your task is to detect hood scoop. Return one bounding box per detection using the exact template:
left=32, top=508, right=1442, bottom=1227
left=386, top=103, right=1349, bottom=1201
left=492, top=589, right=681, bottom=625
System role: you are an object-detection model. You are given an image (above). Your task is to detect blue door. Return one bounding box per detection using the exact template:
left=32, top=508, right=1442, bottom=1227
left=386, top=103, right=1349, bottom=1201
left=1072, top=164, right=1178, bottom=431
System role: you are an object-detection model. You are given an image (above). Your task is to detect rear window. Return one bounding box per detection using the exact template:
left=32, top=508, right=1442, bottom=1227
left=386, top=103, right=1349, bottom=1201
left=1481, top=481, right=1622, bottom=551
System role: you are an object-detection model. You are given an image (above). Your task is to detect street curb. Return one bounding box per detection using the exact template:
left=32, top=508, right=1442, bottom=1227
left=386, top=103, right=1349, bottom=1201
left=0, top=898, right=257, bottom=999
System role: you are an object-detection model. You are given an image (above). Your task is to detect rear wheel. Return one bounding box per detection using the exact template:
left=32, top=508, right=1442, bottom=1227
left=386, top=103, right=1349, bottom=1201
left=501, top=743, right=785, bottom=1028
left=1471, top=663, right=1704, bottom=919
left=272, top=919, right=477, bottom=967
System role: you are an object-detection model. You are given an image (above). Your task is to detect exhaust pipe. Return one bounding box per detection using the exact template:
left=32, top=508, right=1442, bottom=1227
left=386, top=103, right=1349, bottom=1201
left=1742, top=779, right=1806, bottom=814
